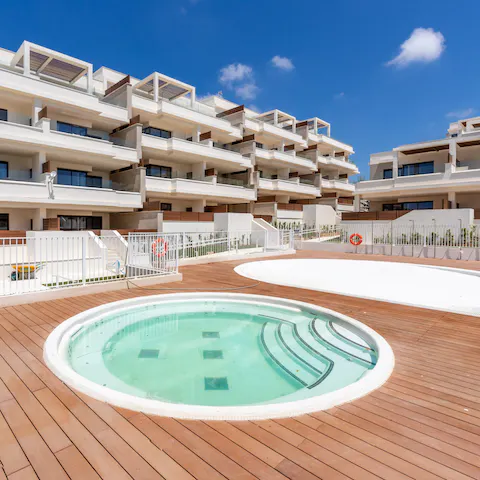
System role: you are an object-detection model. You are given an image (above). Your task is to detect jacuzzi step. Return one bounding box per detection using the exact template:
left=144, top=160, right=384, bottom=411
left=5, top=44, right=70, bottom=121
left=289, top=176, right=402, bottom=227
left=277, top=323, right=330, bottom=381
left=311, top=319, right=375, bottom=365
left=261, top=322, right=320, bottom=388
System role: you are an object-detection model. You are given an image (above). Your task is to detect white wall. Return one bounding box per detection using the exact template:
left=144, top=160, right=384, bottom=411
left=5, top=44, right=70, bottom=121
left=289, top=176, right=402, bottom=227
left=161, top=222, right=214, bottom=233
left=397, top=208, right=473, bottom=226
left=303, top=205, right=337, bottom=227
left=214, top=213, right=253, bottom=233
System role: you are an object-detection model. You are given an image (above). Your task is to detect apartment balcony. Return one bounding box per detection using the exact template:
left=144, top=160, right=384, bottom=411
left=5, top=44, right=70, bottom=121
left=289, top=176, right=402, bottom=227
left=312, top=153, right=358, bottom=173
left=244, top=117, right=305, bottom=145
left=132, top=94, right=242, bottom=138
left=253, top=201, right=303, bottom=220
left=321, top=178, right=355, bottom=193
left=145, top=175, right=256, bottom=202
left=141, top=134, right=251, bottom=168
left=306, top=131, right=354, bottom=155
left=251, top=145, right=316, bottom=172
left=258, top=177, right=319, bottom=196
left=356, top=168, right=480, bottom=197
left=0, top=119, right=138, bottom=165
left=0, top=66, right=129, bottom=123
left=0, top=177, right=142, bottom=210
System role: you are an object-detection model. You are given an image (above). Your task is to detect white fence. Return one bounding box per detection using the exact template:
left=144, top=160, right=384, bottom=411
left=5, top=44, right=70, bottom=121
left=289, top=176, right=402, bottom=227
left=0, top=233, right=179, bottom=297
left=164, top=229, right=293, bottom=261
left=0, top=229, right=294, bottom=297
left=298, top=223, right=480, bottom=260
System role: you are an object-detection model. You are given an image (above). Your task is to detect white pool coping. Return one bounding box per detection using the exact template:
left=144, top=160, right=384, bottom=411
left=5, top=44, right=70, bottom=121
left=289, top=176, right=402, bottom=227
left=43, top=292, right=395, bottom=420
left=235, top=259, right=480, bottom=317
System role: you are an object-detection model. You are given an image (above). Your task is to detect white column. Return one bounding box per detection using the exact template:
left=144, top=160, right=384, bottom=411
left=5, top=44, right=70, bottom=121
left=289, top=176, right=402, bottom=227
left=86, top=66, right=93, bottom=94
left=32, top=98, right=43, bottom=126
left=192, top=199, right=206, bottom=212
left=354, top=195, right=361, bottom=212
left=279, top=139, right=285, bottom=152
left=32, top=208, right=47, bottom=231
left=392, top=152, right=399, bottom=179
left=153, top=73, right=159, bottom=103
left=192, top=126, right=201, bottom=143
left=449, top=140, right=457, bottom=168
left=190, top=88, right=196, bottom=107
left=448, top=191, right=457, bottom=209
left=191, top=161, right=206, bottom=180
left=23, top=43, right=31, bottom=76
left=273, top=111, right=278, bottom=126
left=32, top=152, right=46, bottom=181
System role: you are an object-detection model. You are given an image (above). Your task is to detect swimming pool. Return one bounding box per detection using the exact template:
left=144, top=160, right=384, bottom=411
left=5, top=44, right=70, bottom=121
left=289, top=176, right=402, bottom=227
left=44, top=293, right=394, bottom=419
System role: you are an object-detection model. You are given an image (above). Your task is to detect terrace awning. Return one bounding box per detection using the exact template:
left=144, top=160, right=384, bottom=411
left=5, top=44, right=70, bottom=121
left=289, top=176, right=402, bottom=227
left=133, top=72, right=195, bottom=103
left=11, top=41, right=93, bottom=91
left=255, top=109, right=296, bottom=127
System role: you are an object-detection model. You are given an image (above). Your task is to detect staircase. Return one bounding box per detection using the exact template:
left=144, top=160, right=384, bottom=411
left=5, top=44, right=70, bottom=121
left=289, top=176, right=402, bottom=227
left=260, top=318, right=376, bottom=389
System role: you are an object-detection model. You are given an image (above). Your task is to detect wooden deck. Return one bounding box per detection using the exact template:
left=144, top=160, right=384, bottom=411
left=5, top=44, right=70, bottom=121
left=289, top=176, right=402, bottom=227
left=1, top=251, right=480, bottom=479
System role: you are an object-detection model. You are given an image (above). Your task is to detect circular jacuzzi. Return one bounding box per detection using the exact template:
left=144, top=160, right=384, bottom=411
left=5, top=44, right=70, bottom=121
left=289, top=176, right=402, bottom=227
left=44, top=293, right=394, bottom=420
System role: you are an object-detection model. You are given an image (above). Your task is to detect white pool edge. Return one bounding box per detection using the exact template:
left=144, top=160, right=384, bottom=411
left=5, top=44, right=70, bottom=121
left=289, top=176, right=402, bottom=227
left=43, top=292, right=395, bottom=420
left=234, top=261, right=480, bottom=318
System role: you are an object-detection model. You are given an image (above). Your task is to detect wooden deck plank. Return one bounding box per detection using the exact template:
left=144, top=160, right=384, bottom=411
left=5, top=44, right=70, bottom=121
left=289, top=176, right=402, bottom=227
left=0, top=410, right=30, bottom=476
left=33, top=388, right=131, bottom=480
left=0, top=399, right=68, bottom=480
left=55, top=445, right=101, bottom=480
left=7, top=466, right=38, bottom=480
left=0, top=251, right=479, bottom=479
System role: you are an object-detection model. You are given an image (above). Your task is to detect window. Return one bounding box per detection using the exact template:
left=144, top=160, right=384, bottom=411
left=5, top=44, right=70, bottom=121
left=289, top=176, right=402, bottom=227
left=59, top=215, right=103, bottom=231
left=398, top=161, right=434, bottom=177
left=146, top=165, right=172, bottom=178
left=142, top=127, right=171, bottom=139
left=160, top=203, right=172, bottom=211
left=0, top=109, right=7, bottom=122
left=57, top=169, right=103, bottom=188
left=383, top=201, right=433, bottom=211
left=383, top=168, right=393, bottom=179
left=86, top=176, right=102, bottom=188
left=57, top=121, right=88, bottom=136
left=186, top=207, right=193, bottom=212
left=0, top=214, right=8, bottom=230
left=0, top=161, right=7, bottom=179
left=58, top=168, right=87, bottom=187
left=255, top=142, right=264, bottom=149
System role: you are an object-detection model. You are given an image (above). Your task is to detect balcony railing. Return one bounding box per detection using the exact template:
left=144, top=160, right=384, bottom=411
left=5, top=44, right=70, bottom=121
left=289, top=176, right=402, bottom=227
left=217, top=176, right=252, bottom=188
left=0, top=170, right=137, bottom=192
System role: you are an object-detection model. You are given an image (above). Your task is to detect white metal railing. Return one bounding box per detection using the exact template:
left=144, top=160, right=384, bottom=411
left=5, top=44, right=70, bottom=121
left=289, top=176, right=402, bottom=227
left=312, top=223, right=480, bottom=251
left=0, top=233, right=179, bottom=297
left=174, top=230, right=291, bottom=260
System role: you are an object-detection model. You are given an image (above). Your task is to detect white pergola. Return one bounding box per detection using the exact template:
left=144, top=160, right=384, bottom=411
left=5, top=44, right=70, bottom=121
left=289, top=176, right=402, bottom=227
left=11, top=41, right=94, bottom=93
left=255, top=109, right=297, bottom=131
left=305, top=117, right=331, bottom=137
left=133, top=72, right=196, bottom=105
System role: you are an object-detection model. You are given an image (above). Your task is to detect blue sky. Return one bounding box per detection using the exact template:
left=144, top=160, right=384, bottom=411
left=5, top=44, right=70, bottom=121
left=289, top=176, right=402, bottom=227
left=1, top=0, right=479, bottom=178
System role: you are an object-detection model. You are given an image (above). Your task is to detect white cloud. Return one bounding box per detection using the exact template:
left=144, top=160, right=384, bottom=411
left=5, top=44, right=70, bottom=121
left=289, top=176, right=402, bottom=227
left=446, top=108, right=474, bottom=119
left=219, top=63, right=253, bottom=86
left=334, top=92, right=345, bottom=99
left=387, top=28, right=445, bottom=67
left=248, top=104, right=261, bottom=113
left=271, top=55, right=294, bottom=71
left=235, top=83, right=259, bottom=100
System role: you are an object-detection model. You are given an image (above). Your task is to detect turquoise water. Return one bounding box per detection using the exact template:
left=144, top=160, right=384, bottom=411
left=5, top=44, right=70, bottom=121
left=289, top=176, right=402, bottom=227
left=68, top=300, right=377, bottom=406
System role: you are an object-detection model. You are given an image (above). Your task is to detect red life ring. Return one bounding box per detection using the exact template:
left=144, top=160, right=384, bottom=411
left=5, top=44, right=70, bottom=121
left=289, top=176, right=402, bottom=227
left=350, top=233, right=363, bottom=246
left=152, top=238, right=168, bottom=257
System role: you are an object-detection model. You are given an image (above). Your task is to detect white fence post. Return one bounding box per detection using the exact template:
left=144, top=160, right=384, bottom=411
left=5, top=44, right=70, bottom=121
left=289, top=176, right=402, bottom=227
left=81, top=236, right=87, bottom=286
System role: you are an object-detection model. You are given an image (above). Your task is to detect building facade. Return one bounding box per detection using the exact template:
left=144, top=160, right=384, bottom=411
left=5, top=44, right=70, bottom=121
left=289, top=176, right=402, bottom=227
left=354, top=116, right=480, bottom=218
left=0, top=40, right=356, bottom=232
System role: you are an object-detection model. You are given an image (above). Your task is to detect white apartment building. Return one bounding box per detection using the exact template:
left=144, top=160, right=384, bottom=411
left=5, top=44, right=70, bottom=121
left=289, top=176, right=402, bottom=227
left=0, top=40, right=356, bottom=232
left=352, top=116, right=480, bottom=220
